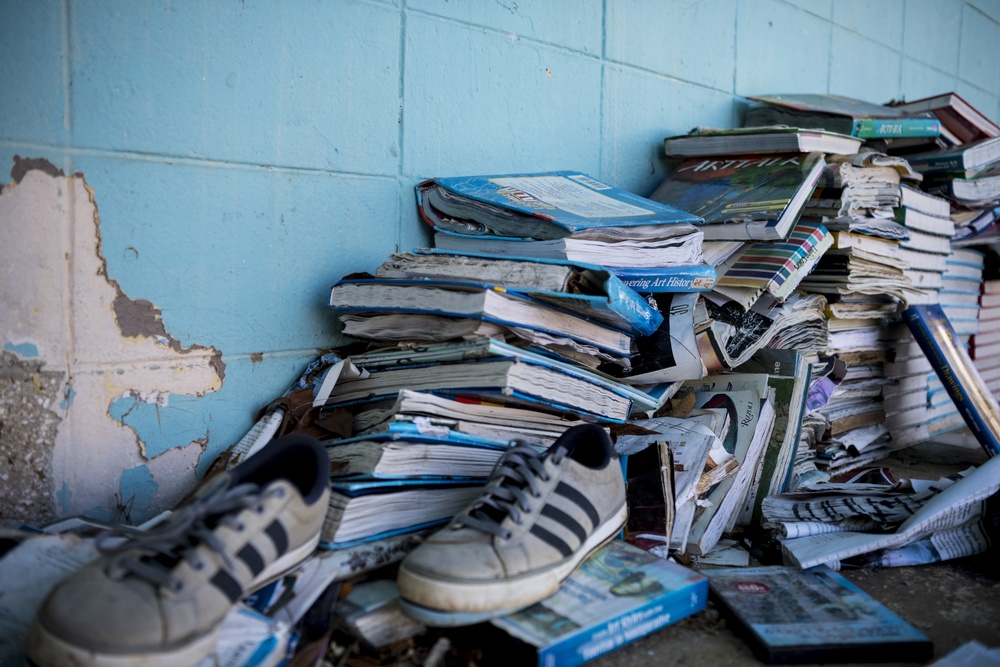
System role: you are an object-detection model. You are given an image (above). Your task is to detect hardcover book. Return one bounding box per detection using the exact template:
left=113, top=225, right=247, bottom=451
left=649, top=152, right=826, bottom=241
left=663, top=126, right=863, bottom=157
left=744, top=93, right=942, bottom=139
left=707, top=565, right=933, bottom=665
left=488, top=540, right=708, bottom=667
left=417, top=171, right=702, bottom=240
left=890, top=91, right=1000, bottom=144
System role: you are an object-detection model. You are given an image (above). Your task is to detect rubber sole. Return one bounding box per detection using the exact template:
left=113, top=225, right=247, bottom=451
left=397, top=501, right=628, bottom=617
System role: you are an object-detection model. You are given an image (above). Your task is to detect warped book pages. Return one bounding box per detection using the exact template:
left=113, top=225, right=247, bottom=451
left=322, top=477, right=485, bottom=548
left=615, top=413, right=730, bottom=555
left=312, top=338, right=655, bottom=422
left=733, top=349, right=812, bottom=526
left=649, top=152, right=826, bottom=241
left=744, top=93, right=942, bottom=139
left=432, top=226, right=705, bottom=269
left=350, top=389, right=591, bottom=446
left=329, top=278, right=637, bottom=357
left=663, top=126, right=863, bottom=156
left=325, top=430, right=510, bottom=479
left=488, top=540, right=707, bottom=667
left=678, top=375, right=775, bottom=555
left=417, top=171, right=702, bottom=240
left=708, top=565, right=933, bottom=665
left=373, top=249, right=663, bottom=335
left=776, top=456, right=1000, bottom=570
left=606, top=291, right=707, bottom=384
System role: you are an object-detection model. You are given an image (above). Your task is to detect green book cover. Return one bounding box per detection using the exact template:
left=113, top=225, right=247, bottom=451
left=650, top=152, right=825, bottom=241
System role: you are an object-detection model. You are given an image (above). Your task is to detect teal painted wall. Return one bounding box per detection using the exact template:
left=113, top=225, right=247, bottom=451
left=1, top=0, right=999, bottom=522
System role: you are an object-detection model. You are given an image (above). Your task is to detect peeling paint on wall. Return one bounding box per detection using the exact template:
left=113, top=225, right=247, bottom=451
left=0, top=158, right=225, bottom=523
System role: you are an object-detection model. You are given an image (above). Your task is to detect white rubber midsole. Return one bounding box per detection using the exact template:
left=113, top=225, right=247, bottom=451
left=397, top=502, right=628, bottom=614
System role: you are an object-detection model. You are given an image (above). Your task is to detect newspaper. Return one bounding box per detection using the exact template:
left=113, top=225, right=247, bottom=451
left=780, top=454, right=1000, bottom=568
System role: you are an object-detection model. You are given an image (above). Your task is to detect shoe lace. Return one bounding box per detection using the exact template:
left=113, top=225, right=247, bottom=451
left=96, top=477, right=270, bottom=590
left=453, top=441, right=565, bottom=540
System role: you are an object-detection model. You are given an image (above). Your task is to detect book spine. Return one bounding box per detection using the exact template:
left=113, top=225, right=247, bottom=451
left=903, top=305, right=1000, bottom=457
left=908, top=155, right=966, bottom=173
left=852, top=118, right=942, bottom=139
left=611, top=265, right=717, bottom=293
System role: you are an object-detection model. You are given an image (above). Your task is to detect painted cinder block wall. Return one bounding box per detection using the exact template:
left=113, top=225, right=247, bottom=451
left=1, top=0, right=998, bottom=525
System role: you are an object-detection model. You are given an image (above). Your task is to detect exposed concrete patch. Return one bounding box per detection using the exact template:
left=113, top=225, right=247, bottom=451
left=1, top=159, right=225, bottom=522
left=0, top=351, right=63, bottom=524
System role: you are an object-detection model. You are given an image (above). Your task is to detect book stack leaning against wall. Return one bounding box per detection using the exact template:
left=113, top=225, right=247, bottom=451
left=653, top=129, right=840, bottom=372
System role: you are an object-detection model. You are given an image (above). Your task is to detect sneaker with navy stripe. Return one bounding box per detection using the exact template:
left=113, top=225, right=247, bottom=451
left=26, top=434, right=330, bottom=667
left=396, top=423, right=627, bottom=626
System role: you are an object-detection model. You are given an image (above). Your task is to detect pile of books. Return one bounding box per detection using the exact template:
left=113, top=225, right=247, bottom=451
left=218, top=92, right=1000, bottom=667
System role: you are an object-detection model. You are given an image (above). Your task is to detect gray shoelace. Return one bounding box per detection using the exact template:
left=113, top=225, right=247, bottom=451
left=96, top=477, right=266, bottom=590
left=454, top=442, right=565, bottom=540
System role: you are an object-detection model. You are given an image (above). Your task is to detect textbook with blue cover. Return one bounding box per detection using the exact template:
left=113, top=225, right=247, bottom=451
left=489, top=540, right=707, bottom=667
left=417, top=171, right=702, bottom=240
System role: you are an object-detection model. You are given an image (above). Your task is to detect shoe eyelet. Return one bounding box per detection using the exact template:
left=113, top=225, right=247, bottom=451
left=541, top=475, right=551, bottom=482
left=274, top=488, right=286, bottom=498
left=255, top=504, right=266, bottom=514
left=192, top=560, right=205, bottom=571
left=170, top=579, right=185, bottom=592
left=235, top=522, right=246, bottom=532
left=503, top=531, right=513, bottom=540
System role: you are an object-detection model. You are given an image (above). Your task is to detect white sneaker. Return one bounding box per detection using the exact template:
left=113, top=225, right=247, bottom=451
left=396, top=424, right=627, bottom=626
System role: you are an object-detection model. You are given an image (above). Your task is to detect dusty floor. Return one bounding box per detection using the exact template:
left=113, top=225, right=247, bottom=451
left=583, top=553, right=1000, bottom=667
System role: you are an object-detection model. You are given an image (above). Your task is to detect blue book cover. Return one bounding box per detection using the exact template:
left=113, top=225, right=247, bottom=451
left=708, top=565, right=933, bottom=664
left=489, top=540, right=707, bottom=667
left=903, top=304, right=1000, bottom=457
left=417, top=171, right=702, bottom=240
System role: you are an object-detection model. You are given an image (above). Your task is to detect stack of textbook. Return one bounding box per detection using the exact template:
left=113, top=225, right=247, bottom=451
left=318, top=249, right=682, bottom=547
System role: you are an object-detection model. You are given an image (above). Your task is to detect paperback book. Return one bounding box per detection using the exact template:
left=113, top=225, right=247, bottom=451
left=707, top=565, right=933, bottom=665
left=432, top=226, right=705, bottom=269
left=712, top=219, right=833, bottom=308
left=649, top=152, right=826, bottom=241
left=373, top=249, right=665, bottom=334
left=488, top=540, right=708, bottom=667
left=325, top=430, right=511, bottom=479
left=417, top=171, right=702, bottom=240
left=329, top=278, right=639, bottom=355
